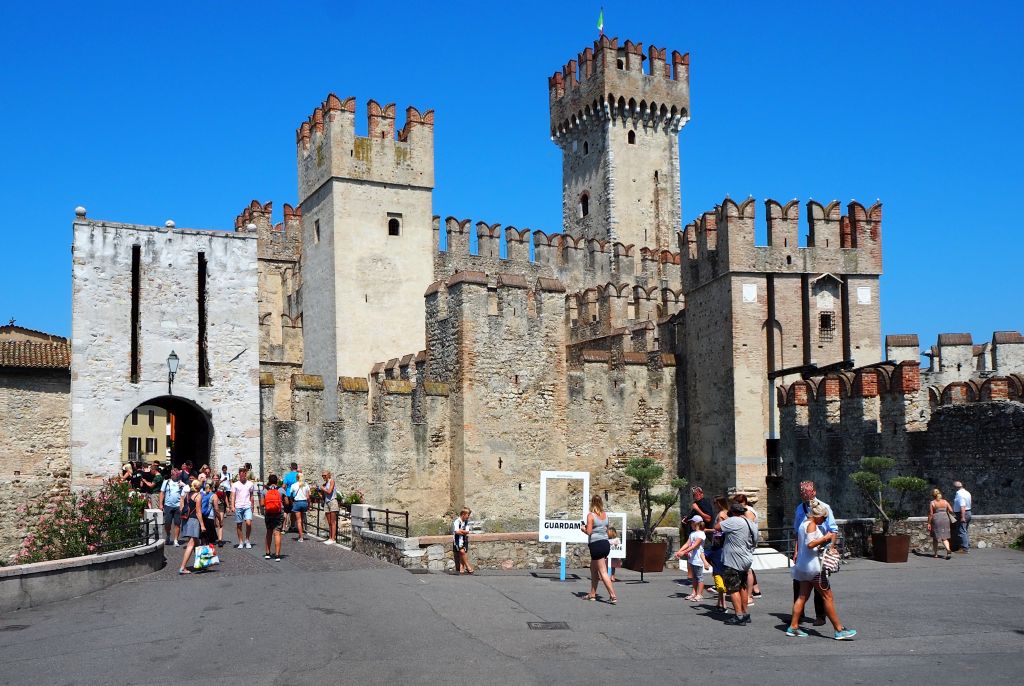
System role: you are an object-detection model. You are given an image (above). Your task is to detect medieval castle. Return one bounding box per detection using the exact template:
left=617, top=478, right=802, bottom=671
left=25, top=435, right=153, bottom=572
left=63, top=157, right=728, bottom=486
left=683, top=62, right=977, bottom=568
left=2, top=36, right=1020, bottom=558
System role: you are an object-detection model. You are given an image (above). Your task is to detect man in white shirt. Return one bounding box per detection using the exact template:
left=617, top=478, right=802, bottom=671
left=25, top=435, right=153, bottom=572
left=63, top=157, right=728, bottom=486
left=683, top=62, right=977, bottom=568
left=953, top=481, right=973, bottom=553
left=229, top=468, right=257, bottom=549
left=452, top=508, right=474, bottom=574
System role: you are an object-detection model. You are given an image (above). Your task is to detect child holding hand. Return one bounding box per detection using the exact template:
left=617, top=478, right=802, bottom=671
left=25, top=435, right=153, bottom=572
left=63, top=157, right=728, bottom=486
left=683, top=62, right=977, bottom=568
left=674, top=516, right=709, bottom=601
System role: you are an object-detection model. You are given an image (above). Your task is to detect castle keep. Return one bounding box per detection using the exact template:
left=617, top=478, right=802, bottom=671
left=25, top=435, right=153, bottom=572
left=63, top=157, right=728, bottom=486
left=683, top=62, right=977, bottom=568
left=51, top=34, right=1019, bottom=540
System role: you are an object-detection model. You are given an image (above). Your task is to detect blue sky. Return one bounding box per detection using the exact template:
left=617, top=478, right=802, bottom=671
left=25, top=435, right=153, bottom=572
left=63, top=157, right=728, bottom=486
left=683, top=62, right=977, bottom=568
left=1, top=1, right=1021, bottom=349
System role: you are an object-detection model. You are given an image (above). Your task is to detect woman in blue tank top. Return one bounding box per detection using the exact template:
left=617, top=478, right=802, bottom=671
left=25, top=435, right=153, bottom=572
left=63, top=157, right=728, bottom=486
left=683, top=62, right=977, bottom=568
left=583, top=494, right=617, bottom=604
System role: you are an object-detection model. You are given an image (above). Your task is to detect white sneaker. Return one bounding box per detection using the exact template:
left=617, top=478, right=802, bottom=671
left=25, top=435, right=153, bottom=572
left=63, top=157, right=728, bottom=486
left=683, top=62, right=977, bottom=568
left=244, top=541, right=253, bottom=549
left=235, top=543, right=244, bottom=549
left=323, top=539, right=335, bottom=546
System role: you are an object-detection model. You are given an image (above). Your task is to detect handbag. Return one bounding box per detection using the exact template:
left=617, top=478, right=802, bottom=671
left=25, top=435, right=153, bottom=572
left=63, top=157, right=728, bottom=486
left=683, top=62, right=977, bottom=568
left=820, top=542, right=840, bottom=575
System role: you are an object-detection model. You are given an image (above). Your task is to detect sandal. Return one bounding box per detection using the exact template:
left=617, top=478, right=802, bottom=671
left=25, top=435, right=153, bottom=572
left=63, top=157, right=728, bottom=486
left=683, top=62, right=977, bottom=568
left=609, top=597, right=618, bottom=605
left=585, top=594, right=597, bottom=601
left=690, top=595, right=704, bottom=602
left=178, top=569, right=191, bottom=575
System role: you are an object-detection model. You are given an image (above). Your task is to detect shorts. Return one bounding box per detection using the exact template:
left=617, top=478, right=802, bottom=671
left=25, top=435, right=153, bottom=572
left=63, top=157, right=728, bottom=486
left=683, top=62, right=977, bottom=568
left=326, top=498, right=340, bottom=513
left=163, top=506, right=181, bottom=529
left=292, top=500, right=309, bottom=513
left=454, top=539, right=469, bottom=553
left=265, top=513, right=284, bottom=532
left=721, top=566, right=749, bottom=594
left=588, top=539, right=611, bottom=561
left=234, top=506, right=253, bottom=523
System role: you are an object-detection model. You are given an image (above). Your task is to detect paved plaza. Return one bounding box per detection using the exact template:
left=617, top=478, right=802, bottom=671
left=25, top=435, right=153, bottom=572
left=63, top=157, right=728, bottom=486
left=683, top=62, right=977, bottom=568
left=1, top=538, right=1022, bottom=685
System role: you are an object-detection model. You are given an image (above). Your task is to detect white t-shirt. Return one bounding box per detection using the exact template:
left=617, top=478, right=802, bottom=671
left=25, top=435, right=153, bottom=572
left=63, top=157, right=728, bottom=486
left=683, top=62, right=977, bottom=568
left=792, top=523, right=825, bottom=581
left=953, top=488, right=972, bottom=513
left=231, top=480, right=255, bottom=509
left=218, top=471, right=232, bottom=490
left=452, top=517, right=467, bottom=546
left=290, top=483, right=310, bottom=502
left=686, top=530, right=706, bottom=566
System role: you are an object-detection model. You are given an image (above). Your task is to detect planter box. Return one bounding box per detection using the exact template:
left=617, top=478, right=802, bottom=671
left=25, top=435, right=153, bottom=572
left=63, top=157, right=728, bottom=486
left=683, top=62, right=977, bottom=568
left=623, top=540, right=667, bottom=573
left=871, top=533, right=910, bottom=563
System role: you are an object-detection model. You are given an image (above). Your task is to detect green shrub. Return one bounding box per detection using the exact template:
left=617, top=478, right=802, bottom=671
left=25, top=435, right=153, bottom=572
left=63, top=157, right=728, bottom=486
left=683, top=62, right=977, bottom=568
left=849, top=456, right=928, bottom=535
left=15, top=478, right=147, bottom=564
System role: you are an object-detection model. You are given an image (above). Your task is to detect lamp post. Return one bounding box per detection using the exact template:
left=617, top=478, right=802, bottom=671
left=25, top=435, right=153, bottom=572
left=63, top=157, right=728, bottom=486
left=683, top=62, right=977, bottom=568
left=167, top=350, right=179, bottom=395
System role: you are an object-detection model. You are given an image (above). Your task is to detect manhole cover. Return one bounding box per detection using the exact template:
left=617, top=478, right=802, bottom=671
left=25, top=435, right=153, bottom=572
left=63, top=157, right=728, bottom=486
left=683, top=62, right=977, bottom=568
left=527, top=621, right=570, bottom=630
left=0, top=625, right=29, bottom=632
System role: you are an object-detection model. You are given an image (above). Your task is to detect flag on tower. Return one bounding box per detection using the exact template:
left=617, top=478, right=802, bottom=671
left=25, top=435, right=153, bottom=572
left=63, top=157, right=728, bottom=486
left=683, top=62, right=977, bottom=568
left=597, top=7, right=604, bottom=35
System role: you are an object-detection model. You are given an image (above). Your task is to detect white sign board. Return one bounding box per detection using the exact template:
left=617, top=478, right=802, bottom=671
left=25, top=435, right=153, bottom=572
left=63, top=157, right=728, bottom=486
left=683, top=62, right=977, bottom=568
left=538, top=471, right=590, bottom=544
left=742, top=283, right=757, bottom=303
left=857, top=286, right=872, bottom=305
left=606, top=511, right=628, bottom=560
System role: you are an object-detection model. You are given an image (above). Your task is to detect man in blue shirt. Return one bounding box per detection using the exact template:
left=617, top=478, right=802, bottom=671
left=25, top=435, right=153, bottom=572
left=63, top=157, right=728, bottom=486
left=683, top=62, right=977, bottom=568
left=159, top=469, right=188, bottom=546
left=282, top=463, right=299, bottom=532
left=791, top=480, right=838, bottom=626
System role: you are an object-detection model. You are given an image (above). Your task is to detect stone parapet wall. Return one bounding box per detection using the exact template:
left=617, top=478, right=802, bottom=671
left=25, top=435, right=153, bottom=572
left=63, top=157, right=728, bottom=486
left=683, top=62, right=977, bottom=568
left=836, top=515, right=1024, bottom=557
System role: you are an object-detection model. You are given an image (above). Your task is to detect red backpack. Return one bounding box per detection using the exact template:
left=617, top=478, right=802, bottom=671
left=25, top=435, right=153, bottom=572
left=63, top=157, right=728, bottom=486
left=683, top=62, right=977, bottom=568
left=264, top=487, right=283, bottom=515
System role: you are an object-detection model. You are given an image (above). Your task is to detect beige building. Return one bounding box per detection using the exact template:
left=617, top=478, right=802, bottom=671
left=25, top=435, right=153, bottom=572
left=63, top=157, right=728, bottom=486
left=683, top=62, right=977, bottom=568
left=119, top=404, right=169, bottom=464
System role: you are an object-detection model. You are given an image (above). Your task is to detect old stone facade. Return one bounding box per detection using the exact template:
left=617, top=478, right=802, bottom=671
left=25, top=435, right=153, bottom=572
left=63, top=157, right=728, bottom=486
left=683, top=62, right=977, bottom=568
left=0, top=328, right=72, bottom=562
left=70, top=218, right=260, bottom=486
left=779, top=332, right=1024, bottom=524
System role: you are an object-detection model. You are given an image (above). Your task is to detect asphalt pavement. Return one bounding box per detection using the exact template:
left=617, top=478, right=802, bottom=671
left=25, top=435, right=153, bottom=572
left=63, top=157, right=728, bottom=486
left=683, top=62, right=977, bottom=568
left=1, top=533, right=1022, bottom=685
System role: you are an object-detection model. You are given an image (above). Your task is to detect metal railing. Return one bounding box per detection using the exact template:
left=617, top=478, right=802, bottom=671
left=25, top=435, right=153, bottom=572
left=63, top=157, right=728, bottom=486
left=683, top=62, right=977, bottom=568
left=306, top=500, right=353, bottom=547
left=93, top=517, right=159, bottom=554
left=368, top=507, right=409, bottom=538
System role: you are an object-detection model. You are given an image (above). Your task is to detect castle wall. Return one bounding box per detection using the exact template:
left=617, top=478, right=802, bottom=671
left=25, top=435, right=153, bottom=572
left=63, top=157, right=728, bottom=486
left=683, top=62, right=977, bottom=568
left=0, top=368, right=71, bottom=562
left=779, top=337, right=1024, bottom=522
left=261, top=373, right=451, bottom=519
left=71, top=218, right=260, bottom=485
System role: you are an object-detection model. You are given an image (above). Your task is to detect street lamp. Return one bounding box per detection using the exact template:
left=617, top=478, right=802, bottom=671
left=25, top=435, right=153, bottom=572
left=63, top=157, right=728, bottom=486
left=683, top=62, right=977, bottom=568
left=167, top=351, right=179, bottom=394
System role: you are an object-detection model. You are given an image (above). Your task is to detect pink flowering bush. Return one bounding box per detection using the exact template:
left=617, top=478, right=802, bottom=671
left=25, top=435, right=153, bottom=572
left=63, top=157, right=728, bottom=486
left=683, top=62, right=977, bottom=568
left=15, top=478, right=147, bottom=564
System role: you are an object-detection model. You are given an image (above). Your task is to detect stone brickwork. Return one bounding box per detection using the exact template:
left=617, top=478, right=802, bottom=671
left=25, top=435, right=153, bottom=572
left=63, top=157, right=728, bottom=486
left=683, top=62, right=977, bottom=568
left=71, top=218, right=260, bottom=485
left=836, top=515, right=1024, bottom=557
left=0, top=368, right=71, bottom=563
left=780, top=333, right=1024, bottom=523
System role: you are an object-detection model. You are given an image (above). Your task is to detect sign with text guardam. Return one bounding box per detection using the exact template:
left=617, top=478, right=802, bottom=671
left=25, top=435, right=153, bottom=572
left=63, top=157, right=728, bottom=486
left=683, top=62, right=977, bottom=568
left=538, top=471, right=590, bottom=544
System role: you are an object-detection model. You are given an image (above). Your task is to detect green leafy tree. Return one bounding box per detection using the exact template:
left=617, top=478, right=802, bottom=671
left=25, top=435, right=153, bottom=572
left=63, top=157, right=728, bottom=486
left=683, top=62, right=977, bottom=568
left=624, top=457, right=688, bottom=542
left=849, top=456, right=928, bottom=535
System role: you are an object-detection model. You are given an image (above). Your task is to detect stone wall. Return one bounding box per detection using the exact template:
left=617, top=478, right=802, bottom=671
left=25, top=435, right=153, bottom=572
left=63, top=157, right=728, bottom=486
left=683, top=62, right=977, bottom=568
left=0, top=368, right=71, bottom=563
left=71, top=217, right=261, bottom=484
left=836, top=515, right=1024, bottom=557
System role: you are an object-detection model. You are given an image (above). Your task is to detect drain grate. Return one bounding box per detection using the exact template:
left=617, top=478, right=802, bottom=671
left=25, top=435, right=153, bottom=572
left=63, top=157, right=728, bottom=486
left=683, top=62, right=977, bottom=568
left=527, top=621, right=570, bottom=630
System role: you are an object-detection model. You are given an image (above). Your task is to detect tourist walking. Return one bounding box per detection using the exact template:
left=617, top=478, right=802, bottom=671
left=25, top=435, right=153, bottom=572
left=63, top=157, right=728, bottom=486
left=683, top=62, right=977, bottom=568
left=229, top=468, right=256, bottom=549
left=452, top=507, right=475, bottom=574
left=928, top=488, right=954, bottom=559
left=213, top=477, right=227, bottom=545
left=786, top=500, right=857, bottom=640
left=792, top=481, right=837, bottom=626
left=674, top=516, right=709, bottom=602
left=140, top=462, right=162, bottom=510
left=583, top=495, right=616, bottom=604
left=261, top=474, right=285, bottom=561
left=200, top=480, right=217, bottom=546
left=733, top=493, right=763, bottom=601
left=607, top=526, right=622, bottom=582
left=953, top=480, right=972, bottom=553
left=715, top=502, right=759, bottom=625
left=159, top=469, right=188, bottom=546
left=289, top=473, right=310, bottom=542
left=688, top=486, right=713, bottom=526
left=319, top=471, right=339, bottom=544
left=282, top=462, right=299, bottom=532
left=178, top=480, right=206, bottom=575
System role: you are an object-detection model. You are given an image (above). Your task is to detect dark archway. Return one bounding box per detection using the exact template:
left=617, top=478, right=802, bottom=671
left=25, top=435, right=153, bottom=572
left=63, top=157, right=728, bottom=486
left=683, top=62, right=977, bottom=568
left=123, top=395, right=213, bottom=469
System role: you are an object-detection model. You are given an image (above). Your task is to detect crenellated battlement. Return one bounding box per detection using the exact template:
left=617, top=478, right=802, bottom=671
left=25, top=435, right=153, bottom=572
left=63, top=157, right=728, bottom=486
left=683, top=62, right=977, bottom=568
left=885, top=330, right=1024, bottom=385
left=234, top=200, right=303, bottom=261
left=566, top=282, right=683, bottom=344
left=680, top=197, right=883, bottom=291
left=296, top=93, right=434, bottom=204
left=549, top=36, right=690, bottom=139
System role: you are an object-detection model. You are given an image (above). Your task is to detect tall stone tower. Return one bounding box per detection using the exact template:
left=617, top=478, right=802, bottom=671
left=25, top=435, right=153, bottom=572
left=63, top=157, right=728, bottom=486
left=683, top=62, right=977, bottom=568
left=549, top=36, right=690, bottom=249
left=679, top=198, right=883, bottom=513
left=297, top=95, right=435, bottom=417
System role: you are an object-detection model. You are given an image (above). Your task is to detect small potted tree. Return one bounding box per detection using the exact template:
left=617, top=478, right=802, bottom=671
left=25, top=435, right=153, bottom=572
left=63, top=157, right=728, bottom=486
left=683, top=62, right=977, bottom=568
left=622, top=456, right=687, bottom=574
left=849, top=456, right=928, bottom=563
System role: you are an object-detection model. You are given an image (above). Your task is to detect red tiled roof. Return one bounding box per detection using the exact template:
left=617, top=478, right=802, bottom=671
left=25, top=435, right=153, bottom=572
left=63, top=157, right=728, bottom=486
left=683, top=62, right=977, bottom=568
left=0, top=340, right=71, bottom=370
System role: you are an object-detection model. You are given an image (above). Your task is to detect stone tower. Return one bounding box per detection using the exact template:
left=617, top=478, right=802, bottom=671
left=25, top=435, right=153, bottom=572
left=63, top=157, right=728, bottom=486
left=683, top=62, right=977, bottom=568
left=297, top=95, right=435, bottom=417
left=679, top=198, right=883, bottom=510
left=549, top=36, right=690, bottom=249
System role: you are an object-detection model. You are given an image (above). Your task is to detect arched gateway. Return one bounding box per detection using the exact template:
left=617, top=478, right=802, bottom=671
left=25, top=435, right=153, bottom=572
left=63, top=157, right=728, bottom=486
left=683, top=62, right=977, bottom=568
left=121, top=396, right=213, bottom=469
left=70, top=215, right=260, bottom=487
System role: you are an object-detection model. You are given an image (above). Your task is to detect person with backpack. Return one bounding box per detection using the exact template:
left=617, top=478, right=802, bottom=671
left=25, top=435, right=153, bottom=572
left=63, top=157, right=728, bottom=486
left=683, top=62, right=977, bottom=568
left=159, top=469, right=188, bottom=546
left=178, top=480, right=206, bottom=575
left=261, top=474, right=285, bottom=561
left=200, top=480, right=217, bottom=546
left=715, top=502, right=760, bottom=625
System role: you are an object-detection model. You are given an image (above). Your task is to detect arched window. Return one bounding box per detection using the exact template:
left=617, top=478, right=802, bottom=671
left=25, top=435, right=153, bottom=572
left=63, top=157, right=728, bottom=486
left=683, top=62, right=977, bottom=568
left=387, top=214, right=402, bottom=236
left=579, top=193, right=590, bottom=218
left=627, top=130, right=636, bottom=145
